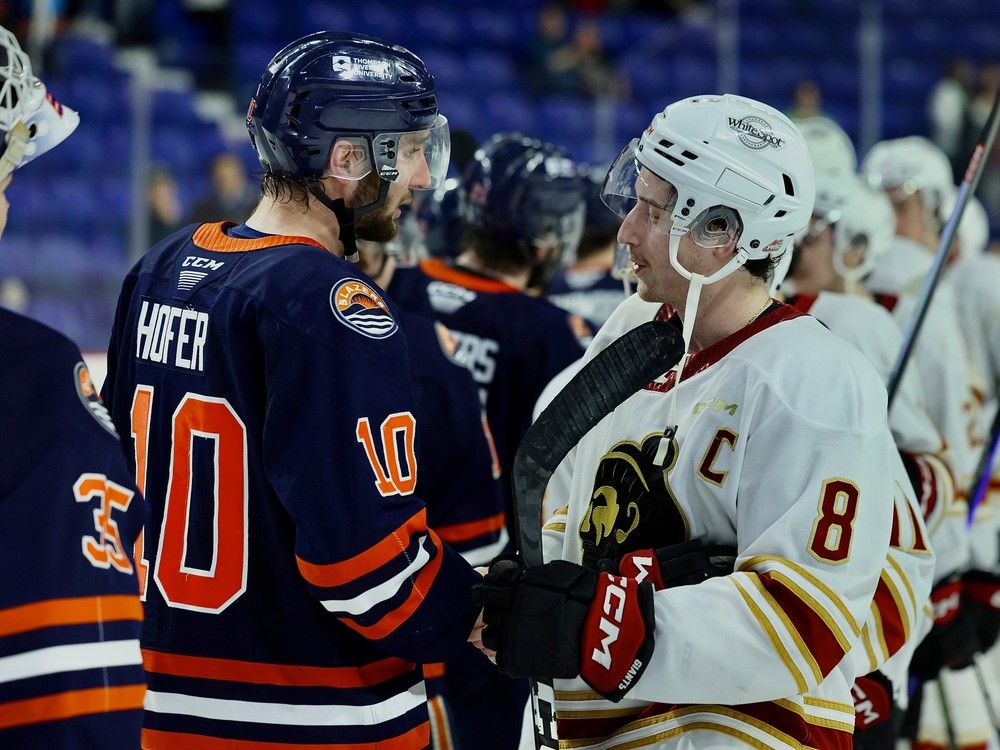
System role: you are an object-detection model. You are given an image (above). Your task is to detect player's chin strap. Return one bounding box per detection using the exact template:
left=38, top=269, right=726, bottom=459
left=653, top=227, right=745, bottom=467
left=307, top=177, right=391, bottom=264
left=0, top=121, right=30, bottom=181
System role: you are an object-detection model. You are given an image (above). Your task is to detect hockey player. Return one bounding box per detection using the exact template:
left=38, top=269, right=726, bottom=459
left=783, top=173, right=966, bottom=744
left=101, top=32, right=485, bottom=748
left=547, top=166, right=627, bottom=326
left=796, top=115, right=858, bottom=178
left=386, top=134, right=590, bottom=750
left=0, top=27, right=146, bottom=747
left=474, top=94, right=934, bottom=750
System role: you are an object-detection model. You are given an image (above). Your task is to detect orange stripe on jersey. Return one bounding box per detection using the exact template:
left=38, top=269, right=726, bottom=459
left=435, top=512, right=505, bottom=543
left=0, top=684, right=145, bottom=730
left=143, top=650, right=414, bottom=688
left=0, top=594, right=143, bottom=639
left=423, top=662, right=446, bottom=679
left=419, top=259, right=519, bottom=294
left=758, top=572, right=847, bottom=678
left=297, top=510, right=429, bottom=588
left=141, top=721, right=430, bottom=749
left=340, top=530, right=445, bottom=640
left=191, top=222, right=327, bottom=254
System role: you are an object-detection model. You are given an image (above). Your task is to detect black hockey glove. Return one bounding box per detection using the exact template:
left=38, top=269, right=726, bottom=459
left=962, top=569, right=1000, bottom=652
left=600, top=539, right=737, bottom=590
left=472, top=557, right=655, bottom=702
left=851, top=670, right=900, bottom=750
left=909, top=575, right=979, bottom=680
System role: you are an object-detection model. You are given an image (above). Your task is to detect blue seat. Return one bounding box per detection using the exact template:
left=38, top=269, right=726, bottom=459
left=464, top=50, right=519, bottom=90
left=673, top=56, right=718, bottom=98
left=418, top=50, right=466, bottom=90
left=538, top=98, right=593, bottom=144
left=465, top=8, right=520, bottom=48
left=411, top=5, right=465, bottom=47
left=435, top=93, right=479, bottom=134
left=481, top=93, right=538, bottom=137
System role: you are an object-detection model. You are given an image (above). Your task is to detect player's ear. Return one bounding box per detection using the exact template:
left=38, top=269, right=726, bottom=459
left=327, top=138, right=372, bottom=181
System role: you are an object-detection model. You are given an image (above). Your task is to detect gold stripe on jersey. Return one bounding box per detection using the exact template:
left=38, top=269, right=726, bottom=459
left=552, top=505, right=569, bottom=517
left=557, top=707, right=646, bottom=720
left=859, top=622, right=881, bottom=673
left=879, top=568, right=912, bottom=642
left=557, top=704, right=809, bottom=750
left=868, top=600, right=891, bottom=664
left=803, top=696, right=854, bottom=713
left=731, top=576, right=811, bottom=693
left=543, top=522, right=567, bottom=532
left=886, top=555, right=918, bottom=619
left=555, top=689, right=605, bottom=701
left=743, top=574, right=824, bottom=686
left=774, top=698, right=855, bottom=733
left=762, top=568, right=854, bottom=653
left=740, top=555, right=861, bottom=636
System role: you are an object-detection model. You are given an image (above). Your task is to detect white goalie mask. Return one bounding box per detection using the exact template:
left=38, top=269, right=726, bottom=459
left=805, top=173, right=895, bottom=283
left=797, top=116, right=857, bottom=178
left=861, top=136, right=954, bottom=230
left=0, top=26, right=80, bottom=179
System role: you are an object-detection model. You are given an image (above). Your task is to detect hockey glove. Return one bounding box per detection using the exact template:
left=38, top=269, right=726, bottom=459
left=851, top=670, right=899, bottom=750
left=908, top=575, right=979, bottom=680
left=601, top=539, right=737, bottom=590
left=473, top=558, right=655, bottom=702
left=962, top=569, right=1000, bottom=652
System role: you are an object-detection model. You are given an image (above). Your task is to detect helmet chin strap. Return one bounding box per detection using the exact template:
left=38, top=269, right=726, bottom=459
left=653, top=226, right=745, bottom=467
left=307, top=177, right=391, bottom=264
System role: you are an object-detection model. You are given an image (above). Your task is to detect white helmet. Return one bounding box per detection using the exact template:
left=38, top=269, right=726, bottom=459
left=942, top=188, right=990, bottom=261
left=602, top=94, right=815, bottom=285
left=810, top=173, right=895, bottom=282
left=0, top=26, right=79, bottom=179
left=861, top=136, right=954, bottom=224
left=797, top=116, right=857, bottom=177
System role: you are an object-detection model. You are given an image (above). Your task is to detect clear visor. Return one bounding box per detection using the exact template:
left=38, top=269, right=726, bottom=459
left=601, top=138, right=740, bottom=249
left=326, top=114, right=451, bottom=191
left=530, top=201, right=585, bottom=257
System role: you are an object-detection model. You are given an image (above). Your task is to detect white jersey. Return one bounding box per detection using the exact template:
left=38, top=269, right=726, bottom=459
left=948, top=254, right=1000, bottom=574
left=542, top=295, right=934, bottom=750
left=865, top=236, right=981, bottom=499
left=788, top=291, right=967, bottom=583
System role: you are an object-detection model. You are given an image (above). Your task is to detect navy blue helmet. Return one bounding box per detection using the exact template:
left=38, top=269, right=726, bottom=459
left=416, top=178, right=463, bottom=258
left=247, top=31, right=450, bottom=187
left=460, top=133, right=585, bottom=265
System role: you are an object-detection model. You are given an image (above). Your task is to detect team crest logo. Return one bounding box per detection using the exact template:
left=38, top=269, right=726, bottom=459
left=580, top=432, right=688, bottom=568
left=74, top=362, right=118, bottom=437
left=329, top=279, right=398, bottom=339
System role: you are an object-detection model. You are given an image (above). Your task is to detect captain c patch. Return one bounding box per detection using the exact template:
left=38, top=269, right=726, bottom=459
left=329, top=279, right=398, bottom=339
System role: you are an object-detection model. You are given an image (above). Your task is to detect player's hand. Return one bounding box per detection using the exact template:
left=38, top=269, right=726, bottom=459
left=468, top=609, right=497, bottom=663
left=0, top=174, right=12, bottom=240
left=472, top=557, right=655, bottom=702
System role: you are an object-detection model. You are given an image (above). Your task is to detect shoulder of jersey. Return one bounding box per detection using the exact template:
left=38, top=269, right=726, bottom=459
left=0, top=308, right=120, bottom=437
left=739, top=313, right=888, bottom=432
left=821, top=291, right=900, bottom=330
left=586, top=293, right=661, bottom=359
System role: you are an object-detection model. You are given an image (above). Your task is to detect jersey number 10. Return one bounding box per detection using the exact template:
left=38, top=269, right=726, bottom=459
left=131, top=385, right=248, bottom=613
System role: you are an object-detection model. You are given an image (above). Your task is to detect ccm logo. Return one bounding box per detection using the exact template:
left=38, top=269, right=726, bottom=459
left=591, top=576, right=628, bottom=670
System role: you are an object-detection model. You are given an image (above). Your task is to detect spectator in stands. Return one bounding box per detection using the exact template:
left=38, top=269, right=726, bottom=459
left=525, top=3, right=575, bottom=97
left=0, top=275, right=29, bottom=312
left=148, top=165, right=182, bottom=244
left=185, top=152, right=257, bottom=225
left=927, top=59, right=974, bottom=178
left=789, top=79, right=823, bottom=121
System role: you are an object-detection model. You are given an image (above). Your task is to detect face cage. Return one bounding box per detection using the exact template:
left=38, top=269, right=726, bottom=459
left=601, top=139, right=741, bottom=250
left=326, top=114, right=451, bottom=191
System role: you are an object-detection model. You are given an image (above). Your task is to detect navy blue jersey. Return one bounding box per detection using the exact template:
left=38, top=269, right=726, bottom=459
left=547, top=263, right=625, bottom=327
left=388, top=259, right=591, bottom=518
left=0, top=309, right=146, bottom=748
left=101, top=222, right=480, bottom=749
left=401, top=312, right=505, bottom=566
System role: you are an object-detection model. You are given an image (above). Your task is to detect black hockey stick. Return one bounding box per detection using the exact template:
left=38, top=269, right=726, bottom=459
left=886, top=89, right=1000, bottom=406
left=512, top=319, right=685, bottom=749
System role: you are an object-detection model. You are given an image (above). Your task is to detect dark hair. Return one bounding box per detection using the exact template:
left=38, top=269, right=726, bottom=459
left=576, top=227, right=619, bottom=261
left=745, top=253, right=781, bottom=283
left=260, top=172, right=311, bottom=211
left=460, top=226, right=532, bottom=275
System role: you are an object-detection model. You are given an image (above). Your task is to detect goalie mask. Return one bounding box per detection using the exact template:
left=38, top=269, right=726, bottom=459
left=602, top=94, right=815, bottom=354
left=0, top=26, right=79, bottom=179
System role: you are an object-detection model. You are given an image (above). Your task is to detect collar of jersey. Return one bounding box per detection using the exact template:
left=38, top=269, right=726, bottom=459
left=785, top=293, right=819, bottom=314
left=647, top=300, right=806, bottom=392
left=192, top=221, right=328, bottom=253
left=419, top=258, right=520, bottom=294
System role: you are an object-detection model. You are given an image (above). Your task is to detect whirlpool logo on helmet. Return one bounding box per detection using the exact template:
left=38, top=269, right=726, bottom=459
left=330, top=279, right=398, bottom=339
left=728, top=115, right=785, bottom=150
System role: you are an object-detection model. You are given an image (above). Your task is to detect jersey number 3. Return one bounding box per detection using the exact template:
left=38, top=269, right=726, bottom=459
left=131, top=386, right=248, bottom=613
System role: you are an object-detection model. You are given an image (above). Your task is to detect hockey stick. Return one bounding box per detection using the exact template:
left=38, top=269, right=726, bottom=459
left=886, top=89, right=1000, bottom=406
left=968, top=403, right=1000, bottom=518
left=512, top=319, right=685, bottom=749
